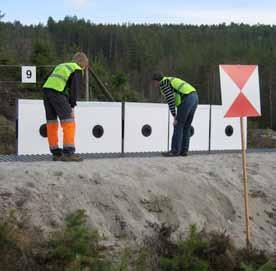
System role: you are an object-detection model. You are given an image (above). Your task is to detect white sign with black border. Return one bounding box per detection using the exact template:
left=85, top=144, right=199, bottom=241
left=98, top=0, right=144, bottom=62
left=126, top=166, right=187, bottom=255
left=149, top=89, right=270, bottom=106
left=21, top=66, right=36, bottom=83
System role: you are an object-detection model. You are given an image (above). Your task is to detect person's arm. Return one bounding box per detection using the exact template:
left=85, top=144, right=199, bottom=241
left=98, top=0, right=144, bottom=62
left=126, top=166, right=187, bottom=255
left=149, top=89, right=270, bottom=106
left=68, top=70, right=82, bottom=108
left=160, top=79, right=176, bottom=117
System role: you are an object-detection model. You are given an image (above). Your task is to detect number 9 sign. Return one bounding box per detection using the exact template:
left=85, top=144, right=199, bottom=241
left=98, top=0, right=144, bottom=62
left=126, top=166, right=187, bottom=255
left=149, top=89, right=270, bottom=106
left=21, top=66, right=36, bottom=83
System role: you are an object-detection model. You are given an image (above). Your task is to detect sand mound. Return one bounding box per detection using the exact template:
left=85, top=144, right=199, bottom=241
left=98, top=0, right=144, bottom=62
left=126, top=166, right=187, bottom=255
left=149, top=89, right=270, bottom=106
left=0, top=152, right=275, bottom=251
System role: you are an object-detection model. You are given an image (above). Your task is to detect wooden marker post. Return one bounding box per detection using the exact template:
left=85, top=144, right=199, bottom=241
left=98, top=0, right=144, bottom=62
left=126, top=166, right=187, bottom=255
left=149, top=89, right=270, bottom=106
left=219, top=64, right=261, bottom=249
left=240, top=116, right=250, bottom=248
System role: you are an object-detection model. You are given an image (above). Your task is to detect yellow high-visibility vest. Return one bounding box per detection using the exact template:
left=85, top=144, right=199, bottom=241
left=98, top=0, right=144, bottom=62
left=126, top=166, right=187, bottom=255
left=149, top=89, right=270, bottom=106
left=161, top=76, right=196, bottom=106
left=43, top=62, right=82, bottom=92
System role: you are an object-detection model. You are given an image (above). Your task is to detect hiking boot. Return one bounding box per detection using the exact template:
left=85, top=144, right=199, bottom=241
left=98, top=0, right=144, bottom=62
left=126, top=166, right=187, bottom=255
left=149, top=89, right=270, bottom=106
left=52, top=153, right=63, bottom=161
left=161, top=151, right=179, bottom=157
left=51, top=148, right=63, bottom=161
left=180, top=151, right=188, bottom=157
left=61, top=153, right=83, bottom=162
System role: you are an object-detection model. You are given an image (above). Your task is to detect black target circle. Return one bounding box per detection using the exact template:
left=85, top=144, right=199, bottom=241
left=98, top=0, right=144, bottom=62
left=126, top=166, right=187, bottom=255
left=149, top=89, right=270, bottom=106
left=39, top=123, right=47, bottom=138
left=190, top=126, right=195, bottom=137
left=141, top=124, right=152, bottom=137
left=225, top=125, right=234, bottom=137
left=92, top=125, right=104, bottom=138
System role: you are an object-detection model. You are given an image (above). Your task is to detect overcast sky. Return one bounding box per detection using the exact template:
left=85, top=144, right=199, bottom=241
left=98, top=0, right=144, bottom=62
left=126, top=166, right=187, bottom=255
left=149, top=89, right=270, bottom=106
left=1, top=0, right=276, bottom=25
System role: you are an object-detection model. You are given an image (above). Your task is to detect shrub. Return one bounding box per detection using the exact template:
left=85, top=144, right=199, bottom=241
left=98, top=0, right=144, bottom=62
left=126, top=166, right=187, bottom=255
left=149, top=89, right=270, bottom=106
left=241, top=260, right=276, bottom=271
left=1, top=209, right=275, bottom=271
left=160, top=224, right=209, bottom=271
left=0, top=210, right=36, bottom=271
left=46, top=209, right=111, bottom=271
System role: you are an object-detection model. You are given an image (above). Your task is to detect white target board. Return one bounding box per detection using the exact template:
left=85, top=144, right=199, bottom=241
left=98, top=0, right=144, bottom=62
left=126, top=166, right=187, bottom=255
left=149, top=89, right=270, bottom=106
left=124, top=102, right=169, bottom=152
left=18, top=99, right=57, bottom=155
left=210, top=105, right=247, bottom=150
left=169, top=105, right=210, bottom=151
left=75, top=102, right=122, bottom=153
left=18, top=100, right=122, bottom=155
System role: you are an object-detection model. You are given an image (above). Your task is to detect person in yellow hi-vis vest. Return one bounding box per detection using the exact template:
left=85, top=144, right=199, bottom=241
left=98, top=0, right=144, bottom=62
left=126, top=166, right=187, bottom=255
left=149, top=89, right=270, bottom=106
left=42, top=52, right=89, bottom=161
left=152, top=72, right=198, bottom=157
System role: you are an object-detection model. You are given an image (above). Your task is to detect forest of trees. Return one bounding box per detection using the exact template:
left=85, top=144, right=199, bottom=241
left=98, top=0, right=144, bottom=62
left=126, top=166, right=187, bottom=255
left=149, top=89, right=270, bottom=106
left=1, top=14, right=276, bottom=129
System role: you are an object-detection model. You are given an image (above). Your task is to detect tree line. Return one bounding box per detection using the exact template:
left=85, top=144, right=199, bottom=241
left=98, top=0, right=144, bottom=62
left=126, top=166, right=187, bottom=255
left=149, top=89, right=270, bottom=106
left=1, top=15, right=276, bottom=129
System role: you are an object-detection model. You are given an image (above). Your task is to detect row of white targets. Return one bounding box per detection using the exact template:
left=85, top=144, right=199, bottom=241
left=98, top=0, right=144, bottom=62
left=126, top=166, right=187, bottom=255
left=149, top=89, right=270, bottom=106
left=17, top=100, right=246, bottom=155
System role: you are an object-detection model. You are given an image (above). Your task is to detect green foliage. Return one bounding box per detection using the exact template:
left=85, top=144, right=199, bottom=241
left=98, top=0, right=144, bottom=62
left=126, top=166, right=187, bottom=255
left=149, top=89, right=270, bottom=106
left=111, top=71, right=144, bottom=101
left=241, top=263, right=256, bottom=271
left=144, top=224, right=273, bottom=271
left=0, top=210, right=38, bottom=271
left=241, top=261, right=276, bottom=271
left=258, top=261, right=276, bottom=271
left=90, top=59, right=110, bottom=101
left=160, top=224, right=209, bottom=271
left=48, top=209, right=111, bottom=271
left=0, top=210, right=275, bottom=271
left=202, top=230, right=236, bottom=271
left=2, top=18, right=276, bottom=128
left=112, top=249, right=130, bottom=271
left=111, top=72, right=128, bottom=90
left=0, top=50, right=17, bottom=65
left=110, top=71, right=128, bottom=100
left=134, top=248, right=149, bottom=271
left=236, top=247, right=270, bottom=271
left=31, top=40, right=55, bottom=65
left=30, top=40, right=56, bottom=82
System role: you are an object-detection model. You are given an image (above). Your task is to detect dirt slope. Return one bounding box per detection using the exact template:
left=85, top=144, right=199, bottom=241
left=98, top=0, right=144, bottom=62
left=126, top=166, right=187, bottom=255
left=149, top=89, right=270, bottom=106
left=0, top=152, right=275, bottom=251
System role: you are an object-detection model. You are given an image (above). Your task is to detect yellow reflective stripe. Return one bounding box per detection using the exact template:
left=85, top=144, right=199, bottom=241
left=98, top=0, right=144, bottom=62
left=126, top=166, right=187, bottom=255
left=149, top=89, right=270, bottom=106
left=169, top=77, right=186, bottom=94
left=49, top=73, right=67, bottom=83
left=65, top=64, right=74, bottom=73
left=177, top=82, right=186, bottom=92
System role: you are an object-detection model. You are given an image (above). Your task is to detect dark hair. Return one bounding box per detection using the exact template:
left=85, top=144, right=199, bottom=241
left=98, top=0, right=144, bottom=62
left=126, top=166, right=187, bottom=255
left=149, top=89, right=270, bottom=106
left=152, top=72, right=164, bottom=81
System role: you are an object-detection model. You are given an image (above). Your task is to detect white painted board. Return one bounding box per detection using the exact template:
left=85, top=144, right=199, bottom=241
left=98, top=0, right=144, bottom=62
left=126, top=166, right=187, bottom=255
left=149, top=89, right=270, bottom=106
left=210, top=105, right=247, bottom=150
left=75, top=102, right=122, bottom=153
left=18, top=100, right=122, bottom=155
left=124, top=102, right=169, bottom=152
left=219, top=65, right=261, bottom=117
left=18, top=99, right=56, bottom=155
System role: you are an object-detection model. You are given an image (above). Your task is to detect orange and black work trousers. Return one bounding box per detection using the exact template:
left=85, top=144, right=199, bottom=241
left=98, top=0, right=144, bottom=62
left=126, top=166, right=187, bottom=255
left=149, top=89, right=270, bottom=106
left=43, top=89, right=76, bottom=155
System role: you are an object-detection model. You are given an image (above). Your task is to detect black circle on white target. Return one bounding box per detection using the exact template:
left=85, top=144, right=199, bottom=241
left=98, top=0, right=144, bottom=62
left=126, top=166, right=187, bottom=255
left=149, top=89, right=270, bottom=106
left=39, top=123, right=47, bottom=138
left=225, top=125, right=234, bottom=137
left=92, top=125, right=104, bottom=138
left=142, top=124, right=152, bottom=137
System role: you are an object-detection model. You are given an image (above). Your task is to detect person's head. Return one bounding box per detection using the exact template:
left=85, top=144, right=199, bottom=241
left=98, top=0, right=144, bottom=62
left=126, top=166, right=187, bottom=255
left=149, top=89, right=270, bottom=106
left=152, top=71, right=164, bottom=87
left=72, top=52, right=89, bottom=70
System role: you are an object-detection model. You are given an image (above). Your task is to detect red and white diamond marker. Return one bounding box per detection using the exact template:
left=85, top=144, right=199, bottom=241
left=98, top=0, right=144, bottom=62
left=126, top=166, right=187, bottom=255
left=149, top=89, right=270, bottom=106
left=219, top=65, right=261, bottom=118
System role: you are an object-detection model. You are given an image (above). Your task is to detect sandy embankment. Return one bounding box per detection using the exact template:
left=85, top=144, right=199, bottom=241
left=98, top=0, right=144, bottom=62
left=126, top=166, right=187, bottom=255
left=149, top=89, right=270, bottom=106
left=0, top=152, right=275, bottom=251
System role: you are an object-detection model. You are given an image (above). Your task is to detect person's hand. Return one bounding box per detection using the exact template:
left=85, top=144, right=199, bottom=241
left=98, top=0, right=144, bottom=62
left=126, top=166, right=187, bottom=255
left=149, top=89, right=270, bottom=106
left=173, top=116, right=177, bottom=126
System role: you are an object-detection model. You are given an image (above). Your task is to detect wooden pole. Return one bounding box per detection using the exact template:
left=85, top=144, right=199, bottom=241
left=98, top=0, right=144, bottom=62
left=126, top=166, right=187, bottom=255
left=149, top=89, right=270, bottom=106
left=88, top=68, right=114, bottom=101
left=240, top=116, right=250, bottom=249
